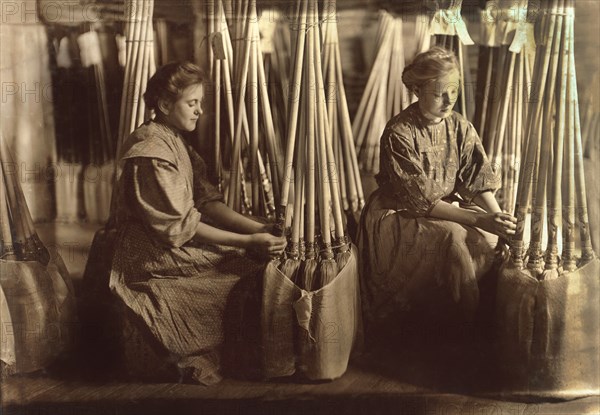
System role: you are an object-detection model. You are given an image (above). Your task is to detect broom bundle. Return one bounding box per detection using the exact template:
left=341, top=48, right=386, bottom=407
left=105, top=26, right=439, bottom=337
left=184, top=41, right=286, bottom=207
left=207, top=0, right=282, bottom=218
left=429, top=0, right=475, bottom=120
left=115, top=0, right=156, bottom=163
left=274, top=0, right=353, bottom=290
left=321, top=0, right=364, bottom=215
left=509, top=0, right=596, bottom=277
left=495, top=1, right=600, bottom=395
left=259, top=8, right=291, bottom=148
left=352, top=11, right=412, bottom=174
left=0, top=138, right=49, bottom=264
left=474, top=0, right=535, bottom=213
left=260, top=1, right=361, bottom=381
left=1, top=137, right=76, bottom=375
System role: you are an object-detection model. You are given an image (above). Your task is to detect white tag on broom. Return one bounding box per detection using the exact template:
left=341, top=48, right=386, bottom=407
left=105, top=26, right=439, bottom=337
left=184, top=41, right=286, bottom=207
left=77, top=31, right=102, bottom=68
left=430, top=5, right=474, bottom=45
left=210, top=32, right=226, bottom=60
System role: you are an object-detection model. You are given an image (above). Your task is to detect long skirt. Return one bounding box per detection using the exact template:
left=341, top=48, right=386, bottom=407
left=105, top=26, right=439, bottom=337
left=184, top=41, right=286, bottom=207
left=109, top=221, right=264, bottom=385
left=357, top=189, right=499, bottom=336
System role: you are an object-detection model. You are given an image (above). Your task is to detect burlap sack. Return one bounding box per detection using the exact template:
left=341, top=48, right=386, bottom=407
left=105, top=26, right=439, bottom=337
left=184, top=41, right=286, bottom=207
left=495, top=257, right=600, bottom=397
left=262, top=245, right=362, bottom=381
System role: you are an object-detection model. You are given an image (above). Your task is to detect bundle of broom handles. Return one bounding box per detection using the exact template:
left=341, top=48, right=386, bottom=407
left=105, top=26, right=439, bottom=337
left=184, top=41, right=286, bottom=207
left=0, top=137, right=50, bottom=265
left=276, top=0, right=351, bottom=290
left=353, top=11, right=410, bottom=174
left=510, top=0, right=595, bottom=278
left=321, top=0, right=364, bottom=214
left=212, top=0, right=281, bottom=217
left=115, top=0, right=155, bottom=161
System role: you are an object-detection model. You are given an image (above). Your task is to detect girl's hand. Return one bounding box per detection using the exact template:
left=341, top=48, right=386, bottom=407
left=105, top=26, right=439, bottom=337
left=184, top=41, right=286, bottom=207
left=248, top=233, right=287, bottom=260
left=475, top=212, right=517, bottom=239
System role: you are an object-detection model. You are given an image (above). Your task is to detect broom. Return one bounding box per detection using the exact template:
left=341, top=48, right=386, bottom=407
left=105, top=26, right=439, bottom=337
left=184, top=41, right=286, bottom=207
left=562, top=18, right=576, bottom=272
left=311, top=12, right=349, bottom=276
left=277, top=0, right=307, bottom=231
left=510, top=0, right=559, bottom=266
left=525, top=5, right=562, bottom=272
left=299, top=10, right=318, bottom=292
left=541, top=0, right=568, bottom=281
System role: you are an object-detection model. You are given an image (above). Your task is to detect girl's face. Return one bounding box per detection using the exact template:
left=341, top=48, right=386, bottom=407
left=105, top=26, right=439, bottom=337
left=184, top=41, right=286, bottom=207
left=160, top=83, right=204, bottom=132
left=415, top=69, right=460, bottom=123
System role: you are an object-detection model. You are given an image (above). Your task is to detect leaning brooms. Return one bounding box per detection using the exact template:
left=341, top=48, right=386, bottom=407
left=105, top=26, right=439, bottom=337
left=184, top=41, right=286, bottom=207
left=474, top=0, right=535, bottom=213
left=353, top=11, right=412, bottom=175
left=496, top=0, right=599, bottom=396
left=321, top=0, right=365, bottom=219
left=208, top=0, right=282, bottom=218
left=0, top=137, right=76, bottom=377
left=262, top=0, right=361, bottom=381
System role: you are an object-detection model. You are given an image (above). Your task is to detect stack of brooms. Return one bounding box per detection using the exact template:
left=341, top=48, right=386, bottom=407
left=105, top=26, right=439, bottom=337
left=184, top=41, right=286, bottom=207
left=261, top=0, right=361, bottom=382
left=321, top=0, right=365, bottom=221
left=81, top=0, right=156, bottom=374
left=496, top=0, right=599, bottom=396
left=353, top=11, right=412, bottom=174
left=258, top=8, right=291, bottom=149
left=429, top=0, right=475, bottom=120
left=208, top=0, right=282, bottom=218
left=0, top=137, right=76, bottom=377
left=474, top=0, right=535, bottom=213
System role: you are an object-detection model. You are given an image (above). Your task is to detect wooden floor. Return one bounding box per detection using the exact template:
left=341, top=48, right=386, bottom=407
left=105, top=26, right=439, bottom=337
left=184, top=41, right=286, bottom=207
left=1, top=222, right=598, bottom=414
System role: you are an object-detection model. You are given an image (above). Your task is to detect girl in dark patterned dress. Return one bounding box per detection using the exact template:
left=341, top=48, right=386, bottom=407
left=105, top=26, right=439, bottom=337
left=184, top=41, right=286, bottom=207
left=109, top=62, right=286, bottom=385
left=357, top=47, right=517, bottom=339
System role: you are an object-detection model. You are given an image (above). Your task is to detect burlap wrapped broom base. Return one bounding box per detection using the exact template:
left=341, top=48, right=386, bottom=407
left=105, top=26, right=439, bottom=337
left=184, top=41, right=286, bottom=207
left=495, top=257, right=600, bottom=398
left=261, top=245, right=362, bottom=381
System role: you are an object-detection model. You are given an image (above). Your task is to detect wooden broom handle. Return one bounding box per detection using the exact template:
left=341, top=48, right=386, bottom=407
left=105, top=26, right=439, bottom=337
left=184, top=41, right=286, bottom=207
left=279, top=0, right=308, bottom=222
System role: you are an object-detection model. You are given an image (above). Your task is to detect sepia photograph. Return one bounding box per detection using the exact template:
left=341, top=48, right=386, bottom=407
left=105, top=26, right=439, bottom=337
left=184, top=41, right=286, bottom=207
left=0, top=0, right=599, bottom=413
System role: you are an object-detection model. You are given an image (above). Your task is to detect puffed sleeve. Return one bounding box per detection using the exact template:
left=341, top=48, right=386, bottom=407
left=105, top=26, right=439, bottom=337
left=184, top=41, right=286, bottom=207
left=378, top=128, right=447, bottom=216
left=186, top=146, right=225, bottom=209
left=455, top=122, right=501, bottom=202
left=126, top=157, right=201, bottom=248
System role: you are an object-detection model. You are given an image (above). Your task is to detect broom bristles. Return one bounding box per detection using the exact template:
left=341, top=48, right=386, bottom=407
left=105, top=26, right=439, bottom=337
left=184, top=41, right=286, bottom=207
left=299, top=258, right=318, bottom=291
left=279, top=258, right=301, bottom=284
left=318, top=258, right=339, bottom=288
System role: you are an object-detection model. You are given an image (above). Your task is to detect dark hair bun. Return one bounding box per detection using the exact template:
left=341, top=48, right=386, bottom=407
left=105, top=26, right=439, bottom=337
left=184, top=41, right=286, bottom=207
left=143, top=62, right=206, bottom=112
